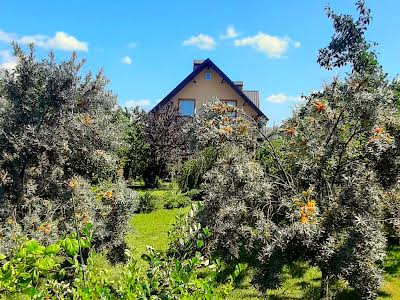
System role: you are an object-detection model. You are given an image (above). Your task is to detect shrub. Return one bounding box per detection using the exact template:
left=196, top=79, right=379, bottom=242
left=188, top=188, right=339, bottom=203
left=188, top=2, right=400, bottom=299
left=168, top=204, right=211, bottom=258
left=0, top=227, right=232, bottom=300
left=0, top=46, right=137, bottom=258
left=119, top=103, right=191, bottom=188
left=178, top=147, right=218, bottom=192
left=184, top=189, right=204, bottom=201
left=137, top=191, right=157, bottom=213
left=0, top=224, right=93, bottom=298
left=162, top=190, right=191, bottom=209
left=199, top=145, right=273, bottom=264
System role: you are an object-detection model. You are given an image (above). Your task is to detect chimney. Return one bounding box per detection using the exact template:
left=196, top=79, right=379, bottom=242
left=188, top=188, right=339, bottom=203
left=244, top=90, right=260, bottom=108
left=193, top=60, right=205, bottom=71
left=233, top=81, right=243, bottom=90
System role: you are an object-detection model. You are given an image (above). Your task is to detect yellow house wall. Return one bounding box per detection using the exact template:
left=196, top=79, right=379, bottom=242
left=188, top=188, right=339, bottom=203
left=170, top=68, right=259, bottom=118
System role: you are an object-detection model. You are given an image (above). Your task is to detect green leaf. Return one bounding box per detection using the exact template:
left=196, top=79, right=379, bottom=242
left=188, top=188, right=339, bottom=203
left=37, top=256, right=56, bottom=271
left=44, top=244, right=61, bottom=255
left=141, top=253, right=151, bottom=263
left=79, top=238, right=90, bottom=249
left=196, top=240, right=204, bottom=248
left=25, top=240, right=39, bottom=252
left=62, top=238, right=79, bottom=256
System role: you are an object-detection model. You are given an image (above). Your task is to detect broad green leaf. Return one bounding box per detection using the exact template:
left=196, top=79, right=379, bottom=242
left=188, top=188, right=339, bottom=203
left=196, top=240, right=204, bottom=248
left=44, top=244, right=61, bottom=255
left=25, top=240, right=39, bottom=252
left=37, top=256, right=56, bottom=271
left=62, top=238, right=79, bottom=256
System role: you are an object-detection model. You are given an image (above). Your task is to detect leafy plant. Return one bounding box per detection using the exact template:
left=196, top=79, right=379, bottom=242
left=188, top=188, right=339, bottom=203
left=0, top=45, right=137, bottom=257
left=0, top=224, right=93, bottom=299
left=162, top=190, right=191, bottom=209
left=178, top=147, right=218, bottom=192
left=0, top=226, right=231, bottom=300
left=119, top=103, right=190, bottom=188
left=168, top=204, right=211, bottom=259
left=137, top=191, right=157, bottom=213
left=187, top=2, right=400, bottom=299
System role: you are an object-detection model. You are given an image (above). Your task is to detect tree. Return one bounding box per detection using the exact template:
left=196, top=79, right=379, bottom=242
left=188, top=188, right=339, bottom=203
left=195, top=1, right=400, bottom=298
left=118, top=107, right=151, bottom=182
left=0, top=45, right=137, bottom=256
left=121, top=103, right=188, bottom=187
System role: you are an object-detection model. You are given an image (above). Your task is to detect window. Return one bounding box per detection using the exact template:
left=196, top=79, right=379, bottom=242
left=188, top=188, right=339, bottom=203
left=178, top=99, right=195, bottom=117
left=205, top=72, right=212, bottom=80
left=222, top=100, right=237, bottom=118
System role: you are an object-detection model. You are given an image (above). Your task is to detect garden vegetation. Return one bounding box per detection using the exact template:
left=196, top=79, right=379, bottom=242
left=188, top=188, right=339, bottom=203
left=0, top=1, right=399, bottom=299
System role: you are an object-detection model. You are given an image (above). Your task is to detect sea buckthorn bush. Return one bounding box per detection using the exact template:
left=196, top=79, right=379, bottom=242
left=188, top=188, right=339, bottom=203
left=186, top=2, right=400, bottom=299
left=0, top=45, right=137, bottom=257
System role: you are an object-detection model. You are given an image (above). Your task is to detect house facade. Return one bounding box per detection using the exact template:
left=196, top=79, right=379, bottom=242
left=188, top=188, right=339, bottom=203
left=150, top=59, right=266, bottom=120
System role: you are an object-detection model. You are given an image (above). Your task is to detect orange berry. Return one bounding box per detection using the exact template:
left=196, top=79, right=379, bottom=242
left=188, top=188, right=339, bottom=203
left=224, top=126, right=233, bottom=135
left=68, top=179, right=78, bottom=189
left=83, top=115, right=93, bottom=125
left=313, top=100, right=327, bottom=113
left=285, top=127, right=296, bottom=136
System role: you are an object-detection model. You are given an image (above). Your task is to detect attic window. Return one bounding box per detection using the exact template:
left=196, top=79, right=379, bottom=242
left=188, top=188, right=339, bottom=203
left=205, top=72, right=212, bottom=80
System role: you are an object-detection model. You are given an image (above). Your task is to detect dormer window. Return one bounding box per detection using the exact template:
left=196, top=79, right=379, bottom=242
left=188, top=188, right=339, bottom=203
left=178, top=99, right=195, bottom=117
left=205, top=72, right=212, bottom=80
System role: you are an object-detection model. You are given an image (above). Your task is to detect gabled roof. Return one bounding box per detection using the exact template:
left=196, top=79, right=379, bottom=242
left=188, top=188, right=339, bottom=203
left=150, top=58, right=266, bottom=118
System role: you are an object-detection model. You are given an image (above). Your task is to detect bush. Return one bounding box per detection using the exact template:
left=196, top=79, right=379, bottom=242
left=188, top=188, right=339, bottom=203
left=168, top=204, right=211, bottom=258
left=199, top=145, right=273, bottom=264
left=0, top=45, right=136, bottom=258
left=137, top=192, right=157, bottom=213
left=184, top=189, right=204, bottom=201
left=120, top=103, right=189, bottom=188
left=178, top=147, right=218, bottom=192
left=0, top=227, right=233, bottom=300
left=0, top=224, right=93, bottom=298
left=162, top=190, right=191, bottom=209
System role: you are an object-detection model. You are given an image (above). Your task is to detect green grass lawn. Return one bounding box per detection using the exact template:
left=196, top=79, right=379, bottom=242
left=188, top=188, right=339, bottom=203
left=126, top=206, right=190, bottom=261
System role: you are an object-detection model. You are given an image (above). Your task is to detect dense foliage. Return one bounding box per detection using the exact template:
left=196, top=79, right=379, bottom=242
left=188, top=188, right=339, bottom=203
left=0, top=225, right=233, bottom=299
left=121, top=103, right=188, bottom=187
left=1, top=1, right=399, bottom=299
left=177, top=147, right=218, bottom=192
left=0, top=45, right=137, bottom=257
left=190, top=1, right=400, bottom=299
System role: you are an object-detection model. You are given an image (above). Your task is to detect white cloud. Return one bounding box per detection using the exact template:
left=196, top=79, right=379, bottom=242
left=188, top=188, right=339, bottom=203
left=293, top=41, right=301, bottom=48
left=234, top=32, right=289, bottom=58
left=124, top=99, right=151, bottom=109
left=0, top=50, right=17, bottom=70
left=182, top=34, right=216, bottom=50
left=0, top=30, right=15, bottom=43
left=0, top=29, right=88, bottom=52
left=220, top=25, right=239, bottom=39
left=266, top=93, right=301, bottom=104
left=127, top=42, right=137, bottom=48
left=121, top=56, right=132, bottom=65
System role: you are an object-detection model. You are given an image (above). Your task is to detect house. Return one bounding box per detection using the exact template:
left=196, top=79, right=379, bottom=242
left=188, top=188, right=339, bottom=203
left=150, top=58, right=266, bottom=121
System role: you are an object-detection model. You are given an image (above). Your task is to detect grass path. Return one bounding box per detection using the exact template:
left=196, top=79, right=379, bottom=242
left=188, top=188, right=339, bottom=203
left=126, top=207, right=190, bottom=261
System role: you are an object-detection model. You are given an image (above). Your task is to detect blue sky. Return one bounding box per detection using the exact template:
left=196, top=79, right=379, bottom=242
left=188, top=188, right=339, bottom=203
left=1, top=1, right=399, bottom=125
